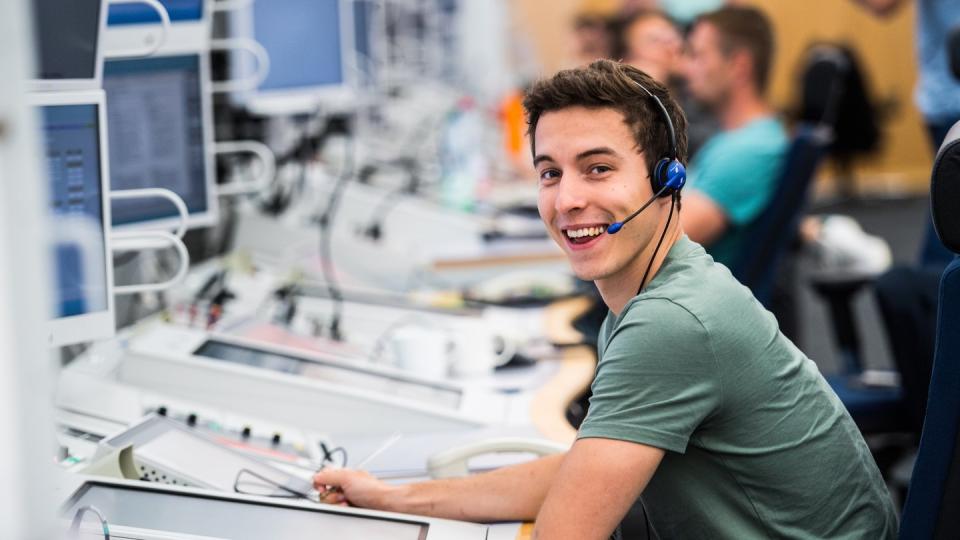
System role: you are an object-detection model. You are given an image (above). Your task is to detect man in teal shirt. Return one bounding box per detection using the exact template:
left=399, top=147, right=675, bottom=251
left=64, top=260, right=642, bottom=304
left=680, top=7, right=788, bottom=268
left=312, top=58, right=896, bottom=539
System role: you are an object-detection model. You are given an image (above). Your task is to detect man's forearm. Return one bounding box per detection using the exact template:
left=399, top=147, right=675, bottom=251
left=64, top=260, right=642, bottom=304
left=383, top=453, right=565, bottom=522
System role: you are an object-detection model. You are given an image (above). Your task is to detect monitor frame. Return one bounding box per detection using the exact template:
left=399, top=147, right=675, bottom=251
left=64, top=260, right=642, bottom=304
left=101, top=15, right=218, bottom=231
left=101, top=0, right=208, bottom=60
left=28, top=89, right=117, bottom=348
left=229, top=0, right=359, bottom=116
left=28, top=0, right=109, bottom=92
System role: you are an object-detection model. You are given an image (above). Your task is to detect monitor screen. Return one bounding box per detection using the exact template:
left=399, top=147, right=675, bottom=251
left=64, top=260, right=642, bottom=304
left=194, top=340, right=463, bottom=410
left=107, top=0, right=203, bottom=25
left=41, top=104, right=110, bottom=320
left=31, top=0, right=103, bottom=81
left=103, top=54, right=211, bottom=227
left=253, top=0, right=344, bottom=91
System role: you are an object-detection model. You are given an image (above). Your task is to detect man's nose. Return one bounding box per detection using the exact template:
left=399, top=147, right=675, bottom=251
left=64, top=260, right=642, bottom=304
left=554, top=177, right=588, bottom=214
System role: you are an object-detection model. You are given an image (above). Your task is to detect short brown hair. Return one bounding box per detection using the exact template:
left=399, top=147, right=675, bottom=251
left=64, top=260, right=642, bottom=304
left=695, top=6, right=775, bottom=94
left=523, top=59, right=688, bottom=178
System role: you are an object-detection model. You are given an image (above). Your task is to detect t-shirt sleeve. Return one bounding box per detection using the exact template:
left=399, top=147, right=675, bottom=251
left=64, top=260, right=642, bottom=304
left=690, top=141, right=784, bottom=226
left=578, top=298, right=721, bottom=453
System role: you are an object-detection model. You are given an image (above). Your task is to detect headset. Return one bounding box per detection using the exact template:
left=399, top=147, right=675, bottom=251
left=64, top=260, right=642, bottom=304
left=606, top=79, right=687, bottom=235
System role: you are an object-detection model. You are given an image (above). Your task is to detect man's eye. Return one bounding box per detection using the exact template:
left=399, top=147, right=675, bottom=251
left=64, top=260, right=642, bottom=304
left=540, top=169, right=560, bottom=181
left=589, top=165, right=612, bottom=175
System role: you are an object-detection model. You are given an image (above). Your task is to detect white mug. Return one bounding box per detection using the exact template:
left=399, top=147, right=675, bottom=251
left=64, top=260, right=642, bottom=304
left=387, top=326, right=450, bottom=379
left=449, top=329, right=517, bottom=377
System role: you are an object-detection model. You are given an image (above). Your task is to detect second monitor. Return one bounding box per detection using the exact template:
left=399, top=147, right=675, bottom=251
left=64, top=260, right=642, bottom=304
left=103, top=50, right=217, bottom=230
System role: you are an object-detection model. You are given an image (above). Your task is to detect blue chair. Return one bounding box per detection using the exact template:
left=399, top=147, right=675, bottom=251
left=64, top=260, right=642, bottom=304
left=730, top=124, right=829, bottom=306
left=899, top=121, right=960, bottom=539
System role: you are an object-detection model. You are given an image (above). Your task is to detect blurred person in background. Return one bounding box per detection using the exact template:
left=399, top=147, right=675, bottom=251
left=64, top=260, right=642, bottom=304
left=570, top=12, right=617, bottom=66
left=617, top=9, right=683, bottom=83
left=617, top=9, right=720, bottom=156
left=676, top=5, right=788, bottom=270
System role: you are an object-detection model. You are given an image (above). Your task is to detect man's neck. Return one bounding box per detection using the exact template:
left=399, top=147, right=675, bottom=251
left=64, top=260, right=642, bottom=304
left=596, top=216, right=683, bottom=316
left=719, top=88, right=771, bottom=131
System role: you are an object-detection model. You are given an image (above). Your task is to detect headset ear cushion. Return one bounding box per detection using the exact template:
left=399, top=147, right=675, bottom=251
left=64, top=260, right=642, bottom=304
left=652, top=158, right=671, bottom=194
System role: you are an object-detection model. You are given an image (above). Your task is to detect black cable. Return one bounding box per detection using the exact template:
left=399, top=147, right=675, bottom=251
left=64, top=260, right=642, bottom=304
left=638, top=192, right=677, bottom=295
left=317, top=130, right=356, bottom=341
left=319, top=442, right=349, bottom=468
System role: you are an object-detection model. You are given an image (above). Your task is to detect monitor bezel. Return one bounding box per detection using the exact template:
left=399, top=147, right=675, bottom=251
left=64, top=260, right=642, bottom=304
left=28, top=0, right=109, bottom=92
left=101, top=18, right=219, bottom=232
left=28, top=89, right=117, bottom=348
left=100, top=0, right=208, bottom=60
left=229, top=0, right=358, bottom=116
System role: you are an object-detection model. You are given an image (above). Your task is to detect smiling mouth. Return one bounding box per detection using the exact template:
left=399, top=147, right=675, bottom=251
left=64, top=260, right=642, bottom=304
left=564, top=225, right=608, bottom=245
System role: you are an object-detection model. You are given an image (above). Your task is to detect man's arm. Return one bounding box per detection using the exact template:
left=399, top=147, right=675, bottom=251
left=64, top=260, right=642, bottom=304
left=533, top=438, right=663, bottom=540
left=314, top=452, right=564, bottom=522
left=679, top=191, right=729, bottom=247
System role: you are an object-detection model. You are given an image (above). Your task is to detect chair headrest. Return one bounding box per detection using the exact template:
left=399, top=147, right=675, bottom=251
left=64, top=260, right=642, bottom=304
left=932, top=121, right=960, bottom=254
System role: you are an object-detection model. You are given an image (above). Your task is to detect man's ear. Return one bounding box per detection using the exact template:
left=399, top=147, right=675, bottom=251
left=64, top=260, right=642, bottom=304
left=729, top=48, right=754, bottom=88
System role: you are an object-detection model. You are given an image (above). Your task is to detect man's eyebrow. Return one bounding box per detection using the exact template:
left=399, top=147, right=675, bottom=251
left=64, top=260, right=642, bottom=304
left=533, top=147, right=621, bottom=167
left=533, top=154, right=555, bottom=167
left=576, top=147, right=620, bottom=161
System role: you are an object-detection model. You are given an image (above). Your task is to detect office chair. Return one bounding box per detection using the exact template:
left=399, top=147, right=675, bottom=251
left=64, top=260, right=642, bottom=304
left=730, top=123, right=829, bottom=307
left=899, top=121, right=960, bottom=539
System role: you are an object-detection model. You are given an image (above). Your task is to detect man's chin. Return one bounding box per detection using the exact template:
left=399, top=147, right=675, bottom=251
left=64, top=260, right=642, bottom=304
left=569, top=265, right=605, bottom=282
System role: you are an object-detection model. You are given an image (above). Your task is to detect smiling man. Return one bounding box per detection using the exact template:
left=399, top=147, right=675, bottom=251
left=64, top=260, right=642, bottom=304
left=313, top=60, right=897, bottom=539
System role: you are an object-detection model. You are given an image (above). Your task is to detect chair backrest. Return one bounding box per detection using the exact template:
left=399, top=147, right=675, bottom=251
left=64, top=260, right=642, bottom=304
left=900, top=121, right=960, bottom=539
left=730, top=124, right=829, bottom=305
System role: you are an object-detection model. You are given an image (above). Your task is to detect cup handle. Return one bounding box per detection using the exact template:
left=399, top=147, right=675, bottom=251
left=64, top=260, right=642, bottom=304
left=493, top=335, right=517, bottom=366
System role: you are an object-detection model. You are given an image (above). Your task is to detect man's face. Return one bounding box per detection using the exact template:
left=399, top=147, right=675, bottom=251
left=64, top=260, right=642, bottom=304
left=535, top=107, right=668, bottom=282
left=683, top=22, right=733, bottom=108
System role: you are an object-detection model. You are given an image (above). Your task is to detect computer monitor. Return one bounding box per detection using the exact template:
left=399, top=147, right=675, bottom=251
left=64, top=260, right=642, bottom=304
left=102, top=47, right=217, bottom=230
left=30, top=0, right=107, bottom=90
left=29, top=90, right=116, bottom=347
left=230, top=0, right=356, bottom=114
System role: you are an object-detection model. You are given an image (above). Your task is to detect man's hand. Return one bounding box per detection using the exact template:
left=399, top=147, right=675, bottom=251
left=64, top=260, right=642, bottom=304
left=313, top=468, right=399, bottom=509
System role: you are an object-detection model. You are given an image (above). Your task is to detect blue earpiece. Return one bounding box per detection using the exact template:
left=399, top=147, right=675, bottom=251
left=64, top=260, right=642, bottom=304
left=653, top=158, right=686, bottom=196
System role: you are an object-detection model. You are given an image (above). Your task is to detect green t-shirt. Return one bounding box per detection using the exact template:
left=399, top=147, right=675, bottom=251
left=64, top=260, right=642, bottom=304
left=687, top=117, right=788, bottom=268
left=578, top=236, right=897, bottom=539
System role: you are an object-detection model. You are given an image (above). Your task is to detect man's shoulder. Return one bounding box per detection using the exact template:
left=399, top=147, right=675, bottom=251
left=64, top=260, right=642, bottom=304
left=712, top=117, right=787, bottom=156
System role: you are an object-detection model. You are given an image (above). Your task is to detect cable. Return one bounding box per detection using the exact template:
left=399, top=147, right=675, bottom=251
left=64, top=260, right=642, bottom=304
left=317, top=130, right=356, bottom=341
left=637, top=192, right=677, bottom=295
left=319, top=442, right=349, bottom=469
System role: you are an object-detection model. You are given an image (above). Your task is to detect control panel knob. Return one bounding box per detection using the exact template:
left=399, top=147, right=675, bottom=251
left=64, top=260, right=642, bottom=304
left=271, top=433, right=282, bottom=445
left=241, top=426, right=252, bottom=439
left=156, top=406, right=167, bottom=416
left=186, top=413, right=197, bottom=427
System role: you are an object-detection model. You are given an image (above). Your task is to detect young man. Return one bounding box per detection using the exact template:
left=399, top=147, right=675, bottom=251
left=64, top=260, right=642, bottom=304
left=679, top=6, right=788, bottom=269
left=314, top=60, right=897, bottom=538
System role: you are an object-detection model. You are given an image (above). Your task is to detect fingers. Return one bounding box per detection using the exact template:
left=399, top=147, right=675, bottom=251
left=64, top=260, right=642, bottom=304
left=313, top=467, right=354, bottom=489
left=318, top=489, right=347, bottom=505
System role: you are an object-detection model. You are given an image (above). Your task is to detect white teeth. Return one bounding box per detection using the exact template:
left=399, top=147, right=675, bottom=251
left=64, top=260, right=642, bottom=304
left=565, top=226, right=604, bottom=239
